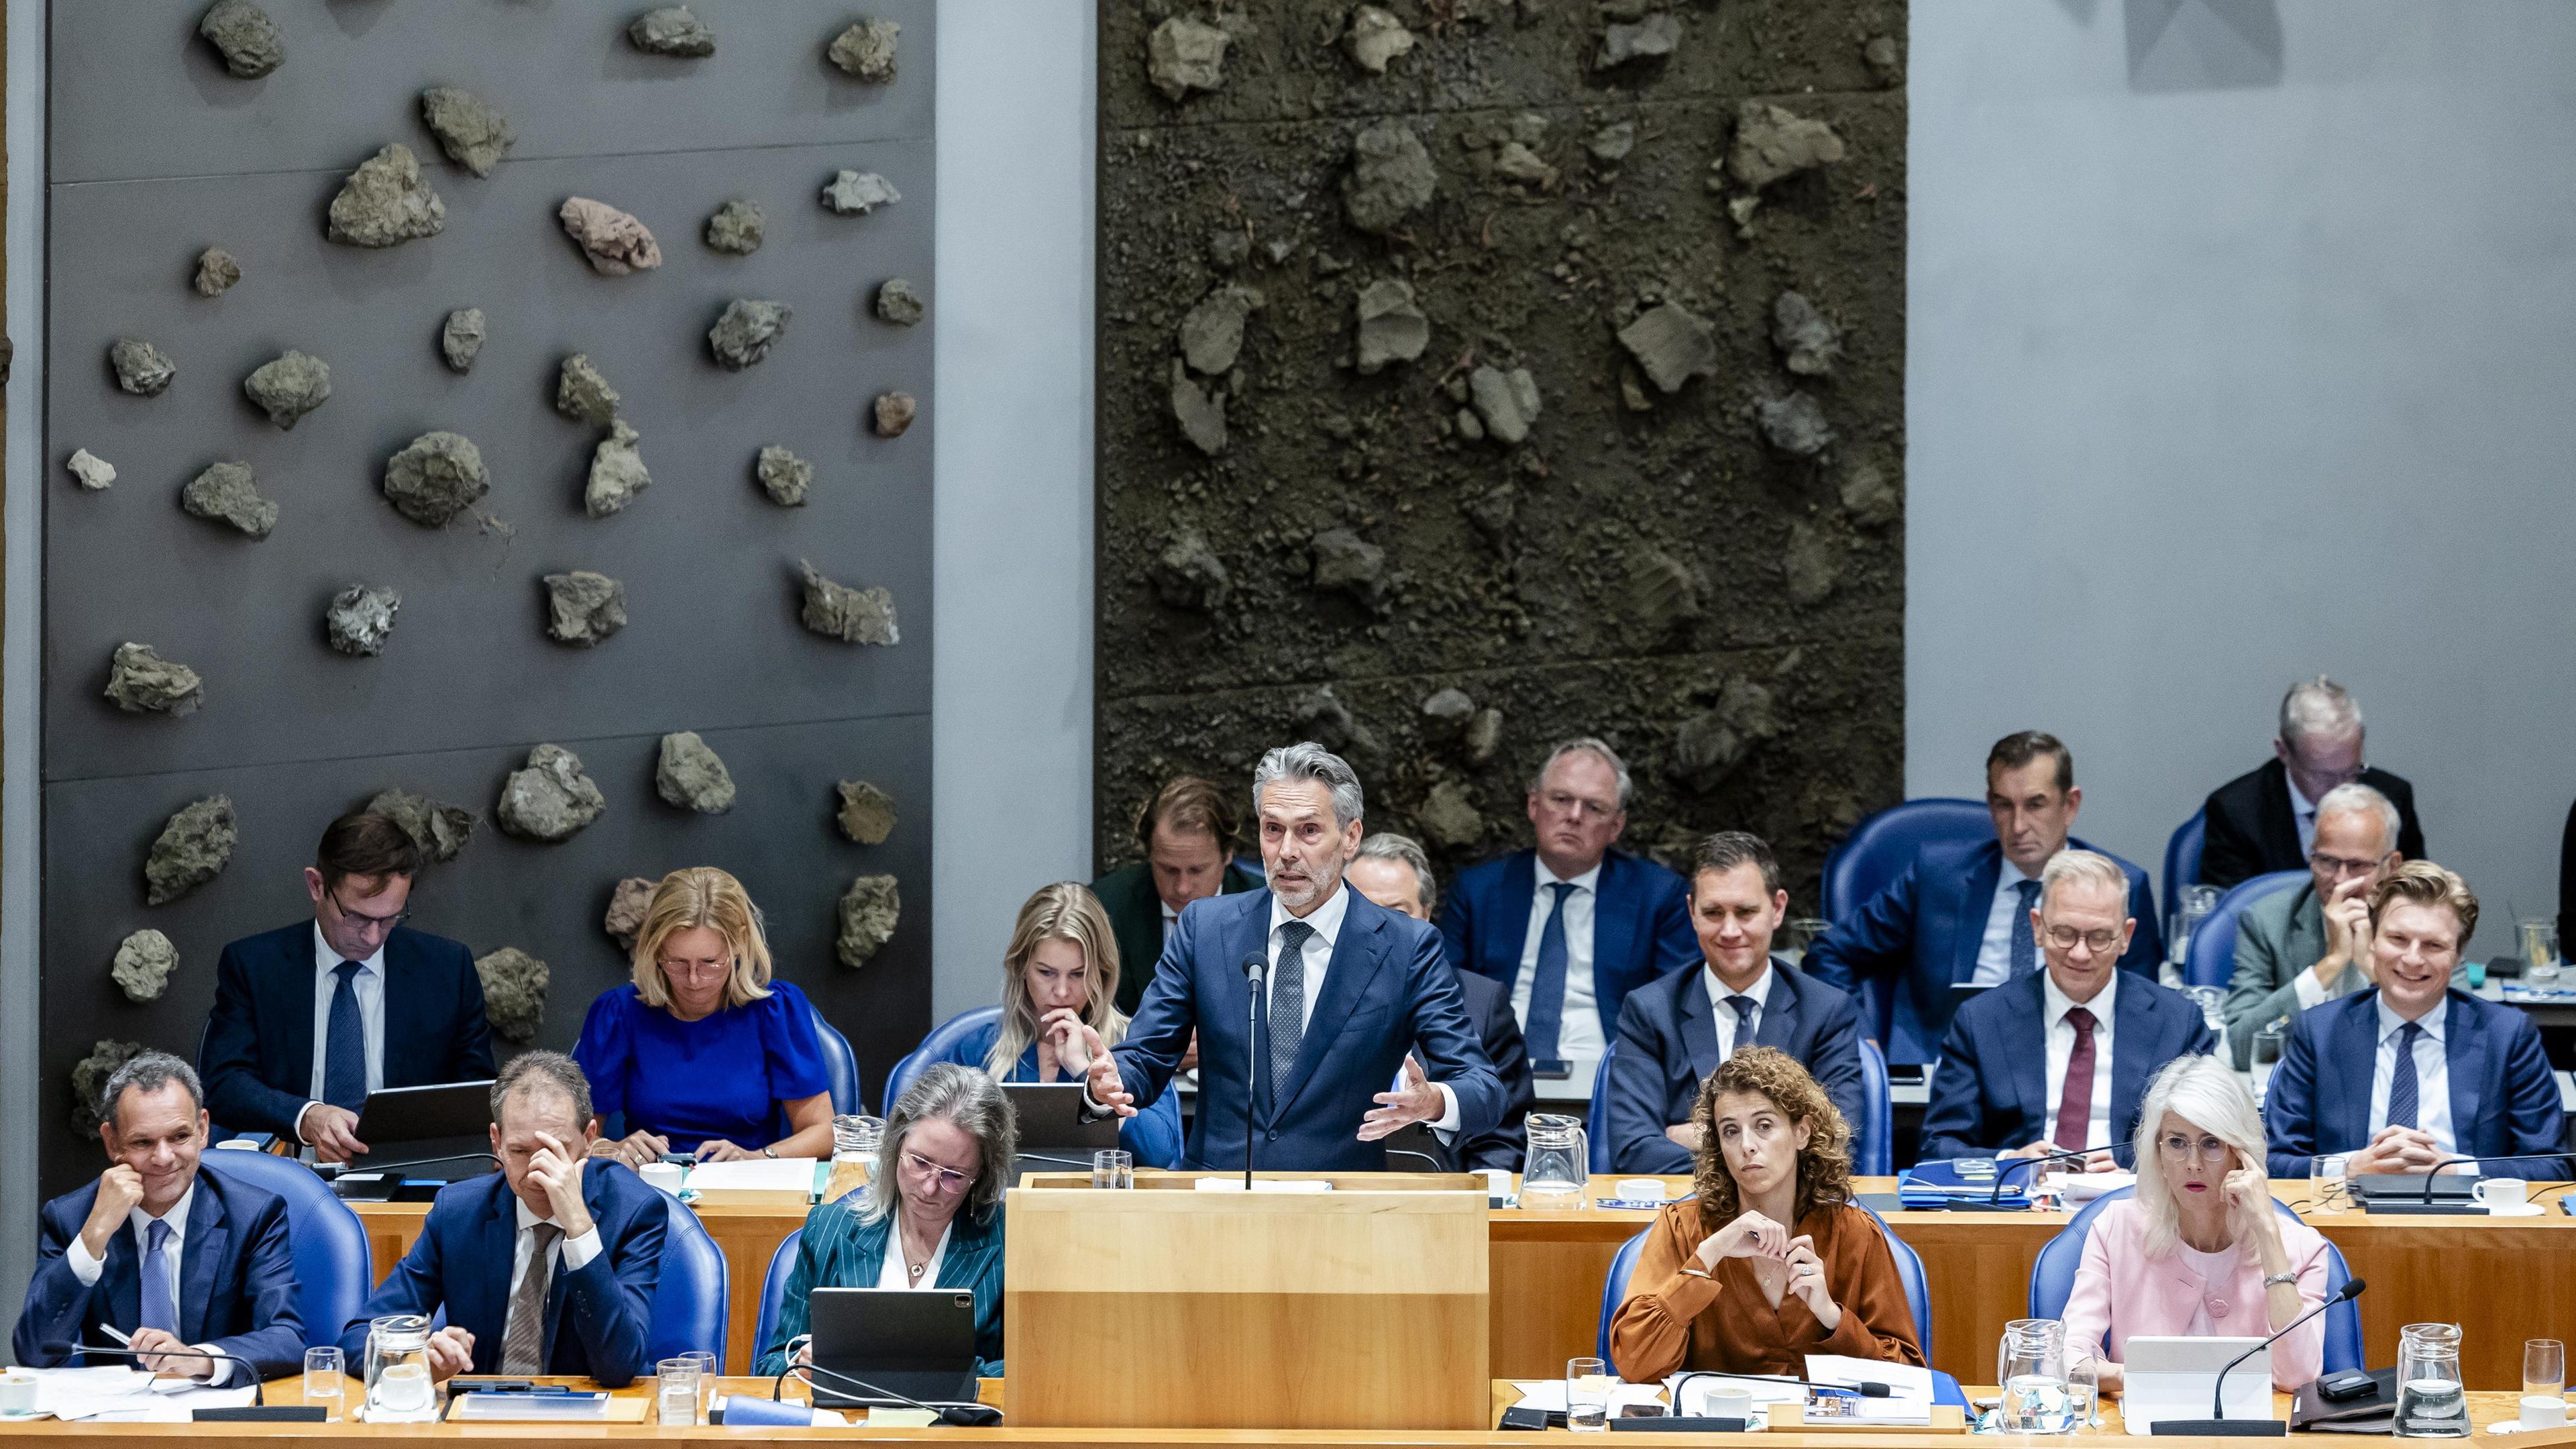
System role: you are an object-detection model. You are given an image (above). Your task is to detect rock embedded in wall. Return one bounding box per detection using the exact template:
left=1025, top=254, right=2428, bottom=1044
left=1342, top=123, right=1436, bottom=234
left=1595, top=12, right=1681, bottom=70
left=197, top=0, right=284, bottom=78
left=324, top=584, right=401, bottom=657
left=584, top=421, right=652, bottom=517
left=381, top=432, right=488, bottom=527
left=835, top=780, right=897, bottom=845
left=1772, top=292, right=1843, bottom=377
left=104, top=643, right=203, bottom=717
left=655, top=731, right=737, bottom=814
left=144, top=795, right=237, bottom=906
left=541, top=571, right=627, bottom=647
left=836, top=875, right=900, bottom=967
left=441, top=308, right=485, bottom=372
left=109, top=339, right=176, bottom=396
left=1727, top=103, right=1847, bottom=189
left=559, top=198, right=662, bottom=276
left=66, top=449, right=115, bottom=492
left=1352, top=278, right=1428, bottom=374
left=1465, top=365, right=1540, bottom=445
left=496, top=744, right=606, bottom=843
left=1146, top=16, right=1229, bottom=102
left=822, top=170, right=901, bottom=216
left=1756, top=391, right=1833, bottom=458
left=555, top=354, right=621, bottom=425
left=366, top=788, right=476, bottom=864
left=180, top=462, right=277, bottom=539
left=873, top=279, right=922, bottom=326
left=327, top=144, right=445, bottom=248
left=603, top=876, right=656, bottom=950
left=871, top=391, right=916, bottom=437
left=1617, top=303, right=1719, bottom=395
left=627, top=5, right=715, bottom=57
left=755, top=446, right=812, bottom=506
left=826, top=18, right=900, bottom=82
left=474, top=949, right=548, bottom=1042
left=111, top=932, right=179, bottom=1006
left=1343, top=7, right=1414, bottom=74
left=193, top=248, right=241, bottom=297
left=420, top=87, right=515, bottom=178
left=704, top=199, right=765, bottom=256
left=708, top=299, right=791, bottom=370
left=241, top=350, right=331, bottom=429
left=797, top=561, right=899, bottom=645
left=1150, top=527, right=1230, bottom=610
left=68, top=1041, right=148, bottom=1136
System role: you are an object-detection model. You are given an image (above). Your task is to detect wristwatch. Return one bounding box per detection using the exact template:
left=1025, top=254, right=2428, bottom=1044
left=2263, top=1271, right=2299, bottom=1289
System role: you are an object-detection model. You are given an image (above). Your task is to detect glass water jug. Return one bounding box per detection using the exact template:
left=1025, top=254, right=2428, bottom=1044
left=362, top=1314, right=438, bottom=1424
left=1996, top=1318, right=2074, bottom=1433
left=826, top=1113, right=883, bottom=1203
left=1521, top=1114, right=1589, bottom=1206
left=2395, top=1322, right=2469, bottom=1438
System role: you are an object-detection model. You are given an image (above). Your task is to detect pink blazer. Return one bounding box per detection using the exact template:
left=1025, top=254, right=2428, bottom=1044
left=2063, top=1197, right=2332, bottom=1390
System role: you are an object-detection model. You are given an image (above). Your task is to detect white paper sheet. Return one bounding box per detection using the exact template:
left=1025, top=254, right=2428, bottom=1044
left=682, top=1158, right=820, bottom=1194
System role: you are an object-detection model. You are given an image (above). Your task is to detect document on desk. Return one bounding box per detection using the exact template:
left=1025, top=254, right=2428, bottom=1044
left=1807, top=1354, right=1933, bottom=1402
left=26, top=1367, right=254, bottom=1421
left=1509, top=1381, right=1668, bottom=1415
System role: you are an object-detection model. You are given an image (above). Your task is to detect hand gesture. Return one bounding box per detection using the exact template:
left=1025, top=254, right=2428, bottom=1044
left=1999, top=1140, right=2055, bottom=1161
left=1083, top=1023, right=1138, bottom=1119
left=1039, top=1009, right=1091, bottom=1080
left=590, top=1128, right=669, bottom=1171
left=527, top=1132, right=595, bottom=1238
left=1699, top=1210, right=1789, bottom=1270
left=1360, top=1055, right=1442, bottom=1142
left=2353, top=1124, right=2443, bottom=1175
left=2081, top=1150, right=2119, bottom=1173
left=81, top=1164, right=146, bottom=1258
left=1664, top=1122, right=1705, bottom=1151
left=1782, top=1234, right=1842, bottom=1328
left=2222, top=1165, right=2277, bottom=1237
left=126, top=1327, right=207, bottom=1379
left=696, top=1138, right=763, bottom=1163
left=424, top=1326, right=475, bottom=1383
left=302, top=1104, right=368, bottom=1164
left=2322, top=877, right=2375, bottom=982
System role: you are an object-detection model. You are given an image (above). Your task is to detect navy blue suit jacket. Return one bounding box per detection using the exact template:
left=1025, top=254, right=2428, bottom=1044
left=11, top=1169, right=305, bottom=1377
left=1919, top=970, right=2214, bottom=1160
left=1116, top=885, right=1505, bottom=1171
left=1804, top=839, right=2164, bottom=1065
left=1607, top=958, right=1866, bottom=1174
left=200, top=922, right=495, bottom=1141
left=1438, top=849, right=1697, bottom=1051
left=339, top=1163, right=665, bottom=1386
left=2261, top=987, right=2567, bottom=1179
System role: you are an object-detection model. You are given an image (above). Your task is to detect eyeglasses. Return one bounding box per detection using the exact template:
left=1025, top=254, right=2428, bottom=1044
left=2157, top=1133, right=2231, bottom=1163
left=2044, top=924, right=2123, bottom=954
left=2306, top=851, right=2381, bottom=879
left=901, top=1150, right=973, bottom=1193
left=327, top=888, right=409, bottom=932
left=655, top=957, right=732, bottom=981
left=1537, top=790, right=1618, bottom=823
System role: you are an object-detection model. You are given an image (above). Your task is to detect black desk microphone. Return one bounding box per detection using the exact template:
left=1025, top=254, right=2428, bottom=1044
left=769, top=1360, right=1002, bottom=1426
left=1240, top=950, right=1267, bottom=1191
left=2145, top=1277, right=2366, bottom=1437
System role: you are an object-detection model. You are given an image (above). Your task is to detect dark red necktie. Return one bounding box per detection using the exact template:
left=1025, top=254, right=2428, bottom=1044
left=2053, top=1006, right=2098, bottom=1151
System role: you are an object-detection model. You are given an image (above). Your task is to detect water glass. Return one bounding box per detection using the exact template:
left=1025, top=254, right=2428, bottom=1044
left=2250, top=1024, right=2285, bottom=1102
left=2310, top=1154, right=2351, bottom=1211
left=1092, top=1148, right=1134, bottom=1189
left=2526, top=1339, right=2565, bottom=1399
left=1566, top=1357, right=1611, bottom=1432
left=2065, top=1345, right=2100, bottom=1430
left=2523, top=921, right=2561, bottom=985
left=303, top=1346, right=344, bottom=1421
left=2395, top=1323, right=2467, bottom=1438
left=656, top=1358, right=703, bottom=1426
left=1783, top=918, right=1831, bottom=963
left=2184, top=984, right=2227, bottom=1033
left=682, top=1350, right=716, bottom=1411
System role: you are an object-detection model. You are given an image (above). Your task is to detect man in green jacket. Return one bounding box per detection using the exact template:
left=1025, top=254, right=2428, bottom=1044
left=1092, top=775, right=1263, bottom=1016
left=2224, top=782, right=2424, bottom=1065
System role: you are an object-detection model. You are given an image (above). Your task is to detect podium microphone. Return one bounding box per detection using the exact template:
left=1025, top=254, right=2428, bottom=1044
left=2147, top=1278, right=2365, bottom=1437
left=1240, top=951, right=1267, bottom=1192
left=771, top=1360, right=1002, bottom=1427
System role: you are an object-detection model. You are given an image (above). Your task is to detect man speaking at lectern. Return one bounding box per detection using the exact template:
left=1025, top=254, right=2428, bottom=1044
left=1078, top=742, right=1505, bottom=1171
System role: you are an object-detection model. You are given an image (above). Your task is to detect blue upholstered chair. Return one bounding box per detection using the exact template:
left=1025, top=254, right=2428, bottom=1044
left=752, top=1227, right=806, bottom=1368
left=646, top=1189, right=730, bottom=1363
left=809, top=1006, right=864, bottom=1114
left=1820, top=798, right=1996, bottom=1045
left=2164, top=811, right=2206, bottom=898
left=883, top=1006, right=1006, bottom=1110
left=197, top=1146, right=374, bottom=1350
left=1595, top=1197, right=1934, bottom=1363
left=1854, top=1039, right=1894, bottom=1177
left=1587, top=1041, right=1618, bottom=1175
left=2182, top=871, right=2308, bottom=989
left=2026, top=1186, right=2361, bottom=1374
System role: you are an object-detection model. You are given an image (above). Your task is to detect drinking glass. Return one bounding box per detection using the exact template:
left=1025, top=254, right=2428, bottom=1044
left=2395, top=1323, right=2467, bottom=1438
left=2310, top=1154, right=2351, bottom=1212
left=1783, top=918, right=1831, bottom=963
left=2250, top=1024, right=2286, bottom=1102
left=682, top=1350, right=716, bottom=1412
left=2523, top=921, right=2561, bottom=986
left=657, top=1358, right=702, bottom=1426
left=2526, top=1340, right=2565, bottom=1399
left=1091, top=1149, right=1134, bottom=1190
left=303, top=1347, right=344, bottom=1421
left=2183, top=985, right=2227, bottom=1033
left=1566, top=1357, right=1611, bottom=1432
left=2065, top=1344, right=2100, bottom=1430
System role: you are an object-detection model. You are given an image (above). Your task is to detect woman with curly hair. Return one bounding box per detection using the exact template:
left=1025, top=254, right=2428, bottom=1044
left=1607, top=1046, right=1924, bottom=1380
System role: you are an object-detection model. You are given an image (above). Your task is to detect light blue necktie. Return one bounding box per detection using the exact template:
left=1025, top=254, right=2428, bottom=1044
left=2008, top=879, right=2043, bottom=977
left=2386, top=1022, right=2424, bottom=1130
left=1523, top=883, right=1578, bottom=1063
left=138, top=1219, right=177, bottom=1335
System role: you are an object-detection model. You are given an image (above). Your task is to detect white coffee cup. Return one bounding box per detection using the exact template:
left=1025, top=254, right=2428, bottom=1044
left=2520, top=1395, right=2567, bottom=1430
left=1478, top=1169, right=1512, bottom=1199
left=1705, top=1386, right=1754, bottom=1422
left=1615, top=1179, right=1668, bottom=1203
left=0, top=1369, right=38, bottom=1414
left=640, top=1161, right=686, bottom=1195
left=2474, top=1177, right=2530, bottom=1211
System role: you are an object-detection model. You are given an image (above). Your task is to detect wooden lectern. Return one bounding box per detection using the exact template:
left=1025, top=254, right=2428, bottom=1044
left=1005, top=1171, right=1491, bottom=1430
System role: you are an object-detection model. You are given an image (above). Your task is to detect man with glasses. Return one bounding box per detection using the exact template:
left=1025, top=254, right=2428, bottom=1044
left=2221, top=784, right=2448, bottom=1066
left=201, top=811, right=492, bottom=1161
left=1921, top=851, right=2214, bottom=1162
left=2198, top=676, right=2426, bottom=890
left=1438, top=738, right=1697, bottom=1073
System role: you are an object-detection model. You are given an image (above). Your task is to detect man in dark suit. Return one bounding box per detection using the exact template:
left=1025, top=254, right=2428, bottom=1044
left=2263, top=861, right=2565, bottom=1179
left=13, top=1052, right=303, bottom=1379
left=1080, top=743, right=1505, bottom=1172
left=2200, top=676, right=2426, bottom=890
left=1348, top=831, right=1536, bottom=1173
left=1438, top=738, right=1697, bottom=1071
left=1921, top=851, right=2214, bottom=1162
left=1805, top=731, right=2165, bottom=1065
left=1091, top=775, right=1266, bottom=1016
left=341, top=1053, right=665, bottom=1385
left=199, top=810, right=494, bottom=1161
left=1607, top=832, right=1865, bottom=1173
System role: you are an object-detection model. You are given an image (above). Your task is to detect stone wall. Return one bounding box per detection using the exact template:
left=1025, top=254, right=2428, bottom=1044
left=1095, top=0, right=1907, bottom=901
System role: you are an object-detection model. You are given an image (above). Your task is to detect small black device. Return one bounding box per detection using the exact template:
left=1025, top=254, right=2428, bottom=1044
left=350, top=1080, right=499, bottom=1178
left=2147, top=1278, right=2365, bottom=1437
left=1377, top=1121, right=1453, bottom=1173
left=1949, top=982, right=1991, bottom=1008
left=1611, top=1417, right=1750, bottom=1433
left=1498, top=1405, right=1560, bottom=1430
left=807, top=1287, right=980, bottom=1408
left=1618, top=1403, right=1667, bottom=1417
left=1531, top=1059, right=1573, bottom=1079
left=2315, top=1369, right=2378, bottom=1403
left=447, top=1377, right=538, bottom=1395
left=1000, top=1083, right=1121, bottom=1166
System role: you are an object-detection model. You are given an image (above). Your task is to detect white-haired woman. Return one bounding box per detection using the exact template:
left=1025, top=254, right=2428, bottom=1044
left=2063, top=1055, right=2332, bottom=1394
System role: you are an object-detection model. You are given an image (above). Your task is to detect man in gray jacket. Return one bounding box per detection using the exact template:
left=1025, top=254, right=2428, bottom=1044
left=2223, top=782, right=2424, bottom=1064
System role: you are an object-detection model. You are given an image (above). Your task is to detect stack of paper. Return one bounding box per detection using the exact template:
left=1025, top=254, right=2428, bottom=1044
left=684, top=1157, right=818, bottom=1206
left=24, top=1367, right=255, bottom=1422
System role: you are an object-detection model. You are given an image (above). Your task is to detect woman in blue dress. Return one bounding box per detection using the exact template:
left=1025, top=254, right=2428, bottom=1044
left=576, top=867, right=835, bottom=1165
left=922, top=882, right=1182, bottom=1167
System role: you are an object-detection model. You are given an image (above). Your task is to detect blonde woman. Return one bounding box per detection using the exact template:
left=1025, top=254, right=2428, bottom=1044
left=918, top=883, right=1181, bottom=1167
left=2063, top=1055, right=2332, bottom=1393
left=576, top=867, right=835, bottom=1165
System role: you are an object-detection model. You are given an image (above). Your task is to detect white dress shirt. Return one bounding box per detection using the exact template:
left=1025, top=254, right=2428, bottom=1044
left=1973, top=855, right=2046, bottom=985
left=507, top=1197, right=604, bottom=1303
left=874, top=1220, right=952, bottom=1291
left=2287, top=775, right=2322, bottom=858
left=1265, top=885, right=1461, bottom=1132
left=1511, top=859, right=1604, bottom=1057
left=1702, top=962, right=1777, bottom=1061
left=297, top=926, right=386, bottom=1144
left=2367, top=994, right=2455, bottom=1158
left=2041, top=971, right=2118, bottom=1151
left=62, top=1182, right=236, bottom=1384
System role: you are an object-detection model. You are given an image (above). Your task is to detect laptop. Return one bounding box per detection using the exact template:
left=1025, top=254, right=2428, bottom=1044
left=2118, top=1335, right=2272, bottom=1435
left=807, top=1287, right=980, bottom=1407
left=1000, top=1083, right=1121, bottom=1174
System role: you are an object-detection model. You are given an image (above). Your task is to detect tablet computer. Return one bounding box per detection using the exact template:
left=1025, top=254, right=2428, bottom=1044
left=807, top=1287, right=979, bottom=1407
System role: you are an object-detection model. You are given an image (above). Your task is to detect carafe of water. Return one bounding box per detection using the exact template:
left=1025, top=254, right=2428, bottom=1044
left=1521, top=1114, right=1589, bottom=1207
left=826, top=1113, right=883, bottom=1203
left=362, top=1314, right=437, bottom=1423
left=1996, top=1318, right=2074, bottom=1433
left=2396, top=1322, right=2468, bottom=1437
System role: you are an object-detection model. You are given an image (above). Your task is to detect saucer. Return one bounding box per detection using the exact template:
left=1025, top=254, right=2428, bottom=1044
left=2482, top=1202, right=2546, bottom=1217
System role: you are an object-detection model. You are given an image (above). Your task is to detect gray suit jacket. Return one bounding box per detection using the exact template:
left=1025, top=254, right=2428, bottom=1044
left=2223, top=881, right=2468, bottom=1067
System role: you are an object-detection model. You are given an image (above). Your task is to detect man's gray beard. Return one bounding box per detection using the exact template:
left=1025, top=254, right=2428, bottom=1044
left=1273, top=865, right=1341, bottom=912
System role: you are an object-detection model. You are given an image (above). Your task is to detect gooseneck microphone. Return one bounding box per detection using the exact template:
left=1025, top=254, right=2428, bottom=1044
left=2145, top=1277, right=2365, bottom=1437
left=769, top=1360, right=1002, bottom=1426
left=1240, top=951, right=1267, bottom=1192
left=1984, top=1143, right=2135, bottom=1205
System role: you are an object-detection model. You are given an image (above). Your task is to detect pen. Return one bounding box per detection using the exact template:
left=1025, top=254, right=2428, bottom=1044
left=99, top=1324, right=131, bottom=1346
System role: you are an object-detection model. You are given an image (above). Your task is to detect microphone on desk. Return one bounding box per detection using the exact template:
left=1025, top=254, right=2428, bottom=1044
left=1240, top=950, right=1268, bottom=1193
left=1986, top=1143, right=2135, bottom=1205
left=768, top=1360, right=1002, bottom=1427
left=43, top=1342, right=269, bottom=1407
left=2145, top=1278, right=2366, bottom=1438
left=2411, top=1154, right=2576, bottom=1205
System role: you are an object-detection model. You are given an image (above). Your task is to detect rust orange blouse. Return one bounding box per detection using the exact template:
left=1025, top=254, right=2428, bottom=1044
left=1607, top=1198, right=1925, bottom=1382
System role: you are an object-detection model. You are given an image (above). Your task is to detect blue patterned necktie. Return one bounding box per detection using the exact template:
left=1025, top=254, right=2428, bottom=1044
left=323, top=961, right=368, bottom=1111
left=1523, top=883, right=1578, bottom=1063
left=1725, top=995, right=1760, bottom=1055
left=2385, top=1021, right=2424, bottom=1130
left=1269, top=920, right=1313, bottom=1095
left=2008, top=879, right=2043, bottom=976
left=138, top=1219, right=178, bottom=1334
